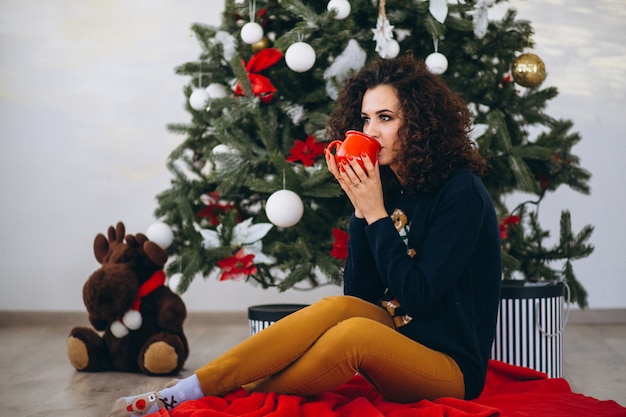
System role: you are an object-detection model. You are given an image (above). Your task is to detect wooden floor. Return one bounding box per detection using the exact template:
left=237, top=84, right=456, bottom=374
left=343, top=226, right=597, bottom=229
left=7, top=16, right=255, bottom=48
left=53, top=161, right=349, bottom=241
left=1, top=310, right=624, bottom=417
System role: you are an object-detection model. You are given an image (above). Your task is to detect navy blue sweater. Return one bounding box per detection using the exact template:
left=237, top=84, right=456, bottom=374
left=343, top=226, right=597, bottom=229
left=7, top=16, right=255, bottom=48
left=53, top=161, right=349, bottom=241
left=343, top=168, right=502, bottom=400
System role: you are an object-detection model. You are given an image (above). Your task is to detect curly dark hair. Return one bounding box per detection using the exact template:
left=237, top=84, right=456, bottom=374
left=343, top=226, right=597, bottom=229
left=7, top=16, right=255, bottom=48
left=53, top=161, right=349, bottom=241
left=326, top=55, right=486, bottom=194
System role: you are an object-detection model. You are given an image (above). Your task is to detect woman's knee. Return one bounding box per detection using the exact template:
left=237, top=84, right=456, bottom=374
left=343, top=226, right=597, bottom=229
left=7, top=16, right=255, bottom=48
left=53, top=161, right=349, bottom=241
left=303, top=297, right=393, bottom=333
left=319, top=317, right=383, bottom=352
left=314, top=295, right=377, bottom=317
left=303, top=296, right=357, bottom=320
left=319, top=295, right=364, bottom=308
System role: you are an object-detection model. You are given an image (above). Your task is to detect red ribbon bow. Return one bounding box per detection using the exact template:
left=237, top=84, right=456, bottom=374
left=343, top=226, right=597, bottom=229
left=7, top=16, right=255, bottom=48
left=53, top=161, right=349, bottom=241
left=235, top=48, right=282, bottom=104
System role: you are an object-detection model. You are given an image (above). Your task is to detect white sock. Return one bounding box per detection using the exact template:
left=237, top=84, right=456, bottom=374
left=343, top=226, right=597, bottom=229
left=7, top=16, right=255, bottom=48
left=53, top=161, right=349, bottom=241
left=123, top=374, right=204, bottom=416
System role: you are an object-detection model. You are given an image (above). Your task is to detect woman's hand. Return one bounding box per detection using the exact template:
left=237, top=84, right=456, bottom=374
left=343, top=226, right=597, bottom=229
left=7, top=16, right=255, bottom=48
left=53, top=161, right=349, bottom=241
left=325, top=150, right=388, bottom=224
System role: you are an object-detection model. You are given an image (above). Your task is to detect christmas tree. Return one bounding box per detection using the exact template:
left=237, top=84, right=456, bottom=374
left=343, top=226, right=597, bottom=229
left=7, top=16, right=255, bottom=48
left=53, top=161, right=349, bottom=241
left=154, top=0, right=593, bottom=307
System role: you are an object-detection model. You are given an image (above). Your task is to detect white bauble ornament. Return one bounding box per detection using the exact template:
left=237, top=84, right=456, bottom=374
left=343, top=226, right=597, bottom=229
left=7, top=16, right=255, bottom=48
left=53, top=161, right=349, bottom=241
left=426, top=52, right=448, bottom=75
left=110, top=320, right=129, bottom=338
left=146, top=221, right=174, bottom=249
left=206, top=83, right=229, bottom=99
left=265, top=189, right=304, bottom=228
left=240, top=22, right=264, bottom=45
left=212, top=144, right=239, bottom=171
left=285, top=42, right=316, bottom=73
left=168, top=272, right=183, bottom=293
left=122, top=309, right=142, bottom=330
left=380, top=39, right=400, bottom=59
left=327, top=0, right=351, bottom=20
left=189, top=88, right=209, bottom=111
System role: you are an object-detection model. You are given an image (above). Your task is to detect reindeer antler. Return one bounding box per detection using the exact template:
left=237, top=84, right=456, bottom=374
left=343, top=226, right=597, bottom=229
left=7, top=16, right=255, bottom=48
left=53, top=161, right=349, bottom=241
left=93, top=222, right=126, bottom=264
left=143, top=238, right=168, bottom=268
left=125, top=232, right=168, bottom=268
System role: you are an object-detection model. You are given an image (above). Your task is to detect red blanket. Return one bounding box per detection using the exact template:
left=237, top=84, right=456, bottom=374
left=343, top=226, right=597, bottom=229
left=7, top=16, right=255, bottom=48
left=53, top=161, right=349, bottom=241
left=151, top=361, right=626, bottom=417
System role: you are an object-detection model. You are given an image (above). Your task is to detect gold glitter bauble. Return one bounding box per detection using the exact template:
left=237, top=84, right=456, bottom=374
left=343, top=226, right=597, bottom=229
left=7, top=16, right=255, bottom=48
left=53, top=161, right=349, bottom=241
left=511, top=53, right=546, bottom=88
left=252, top=36, right=270, bottom=53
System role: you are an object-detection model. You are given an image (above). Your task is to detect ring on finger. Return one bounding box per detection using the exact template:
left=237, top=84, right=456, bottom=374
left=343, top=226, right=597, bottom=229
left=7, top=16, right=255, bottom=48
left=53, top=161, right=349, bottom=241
left=352, top=183, right=359, bottom=188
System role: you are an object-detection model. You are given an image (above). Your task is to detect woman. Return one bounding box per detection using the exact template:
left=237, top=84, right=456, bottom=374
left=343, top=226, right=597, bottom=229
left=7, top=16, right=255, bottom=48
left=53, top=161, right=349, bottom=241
left=325, top=55, right=502, bottom=401
left=111, top=56, right=501, bottom=417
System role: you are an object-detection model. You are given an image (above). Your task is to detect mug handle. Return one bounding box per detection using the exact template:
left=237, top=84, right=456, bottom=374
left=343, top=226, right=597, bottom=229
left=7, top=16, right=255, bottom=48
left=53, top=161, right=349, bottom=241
left=326, top=140, right=342, bottom=155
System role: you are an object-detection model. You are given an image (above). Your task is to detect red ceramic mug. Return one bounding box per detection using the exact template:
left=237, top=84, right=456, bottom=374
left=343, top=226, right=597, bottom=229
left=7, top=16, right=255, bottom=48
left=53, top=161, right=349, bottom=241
left=326, top=130, right=381, bottom=169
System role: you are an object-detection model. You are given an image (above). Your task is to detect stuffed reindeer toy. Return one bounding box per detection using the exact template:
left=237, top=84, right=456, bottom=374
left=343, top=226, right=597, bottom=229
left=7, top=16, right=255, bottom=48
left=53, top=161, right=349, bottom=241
left=67, top=222, right=188, bottom=375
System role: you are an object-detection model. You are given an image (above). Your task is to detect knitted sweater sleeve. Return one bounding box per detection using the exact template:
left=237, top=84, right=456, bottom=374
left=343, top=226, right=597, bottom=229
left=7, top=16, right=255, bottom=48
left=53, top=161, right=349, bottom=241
left=343, top=215, right=387, bottom=303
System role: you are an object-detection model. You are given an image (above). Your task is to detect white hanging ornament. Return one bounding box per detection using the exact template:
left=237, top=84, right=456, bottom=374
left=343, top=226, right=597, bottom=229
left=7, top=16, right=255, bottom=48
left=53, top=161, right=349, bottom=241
left=206, top=83, right=229, bottom=99
left=146, top=221, right=174, bottom=249
left=473, top=0, right=493, bottom=39
left=429, top=0, right=449, bottom=24
left=372, top=1, right=399, bottom=59
left=285, top=42, right=316, bottom=73
left=426, top=52, right=448, bottom=75
left=426, top=39, right=448, bottom=75
left=240, top=21, right=264, bottom=45
left=380, top=39, right=400, bottom=59
left=265, top=189, right=304, bottom=228
left=211, top=143, right=239, bottom=171
left=189, top=88, right=209, bottom=111
left=168, top=272, right=183, bottom=293
left=327, top=0, right=351, bottom=20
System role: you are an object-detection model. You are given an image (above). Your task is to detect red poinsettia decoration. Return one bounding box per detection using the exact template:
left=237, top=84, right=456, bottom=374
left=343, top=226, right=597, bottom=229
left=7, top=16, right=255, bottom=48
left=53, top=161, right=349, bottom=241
left=501, top=71, right=513, bottom=85
left=197, top=192, right=241, bottom=226
left=535, top=174, right=552, bottom=191
left=286, top=134, right=326, bottom=166
left=235, top=48, right=282, bottom=104
left=257, top=7, right=270, bottom=26
left=535, top=154, right=572, bottom=191
left=499, top=215, right=521, bottom=240
left=217, top=248, right=258, bottom=281
left=330, top=228, right=349, bottom=260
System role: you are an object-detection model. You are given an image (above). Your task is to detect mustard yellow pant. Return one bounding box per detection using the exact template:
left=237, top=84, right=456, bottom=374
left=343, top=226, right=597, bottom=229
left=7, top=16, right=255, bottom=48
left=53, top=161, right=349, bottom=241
left=195, top=295, right=464, bottom=402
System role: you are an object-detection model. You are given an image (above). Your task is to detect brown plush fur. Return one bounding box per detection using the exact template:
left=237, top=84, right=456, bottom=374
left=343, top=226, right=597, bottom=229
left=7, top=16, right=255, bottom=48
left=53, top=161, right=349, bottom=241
left=67, top=222, right=189, bottom=375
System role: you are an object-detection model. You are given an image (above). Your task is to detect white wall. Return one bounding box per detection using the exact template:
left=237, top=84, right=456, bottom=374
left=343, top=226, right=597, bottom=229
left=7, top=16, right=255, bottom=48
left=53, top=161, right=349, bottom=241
left=0, top=0, right=623, bottom=312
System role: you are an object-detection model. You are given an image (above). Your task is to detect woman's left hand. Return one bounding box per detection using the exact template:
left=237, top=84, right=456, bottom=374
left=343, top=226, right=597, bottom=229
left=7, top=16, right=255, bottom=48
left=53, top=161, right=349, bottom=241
left=325, top=150, right=388, bottom=224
